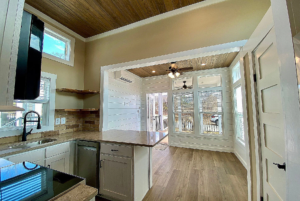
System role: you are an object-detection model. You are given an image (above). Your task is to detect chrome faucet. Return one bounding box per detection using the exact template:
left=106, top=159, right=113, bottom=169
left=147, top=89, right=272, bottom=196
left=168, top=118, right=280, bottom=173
left=22, top=111, right=41, bottom=141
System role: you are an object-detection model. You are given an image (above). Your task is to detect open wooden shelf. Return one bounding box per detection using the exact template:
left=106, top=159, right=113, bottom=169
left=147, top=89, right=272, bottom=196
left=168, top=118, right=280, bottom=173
left=56, top=88, right=99, bottom=94
left=55, top=108, right=99, bottom=112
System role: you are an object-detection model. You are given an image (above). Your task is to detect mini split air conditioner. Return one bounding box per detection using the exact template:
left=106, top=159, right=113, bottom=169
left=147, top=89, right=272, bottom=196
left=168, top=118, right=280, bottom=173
left=114, top=71, right=134, bottom=84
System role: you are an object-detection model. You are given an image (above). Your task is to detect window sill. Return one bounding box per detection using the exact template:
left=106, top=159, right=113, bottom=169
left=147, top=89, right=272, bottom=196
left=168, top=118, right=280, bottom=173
left=236, top=138, right=246, bottom=146
left=0, top=125, right=54, bottom=138
left=43, top=53, right=74, bottom=66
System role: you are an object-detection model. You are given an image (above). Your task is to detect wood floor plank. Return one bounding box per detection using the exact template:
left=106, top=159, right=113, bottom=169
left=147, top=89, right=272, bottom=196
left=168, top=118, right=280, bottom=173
left=142, top=146, right=248, bottom=201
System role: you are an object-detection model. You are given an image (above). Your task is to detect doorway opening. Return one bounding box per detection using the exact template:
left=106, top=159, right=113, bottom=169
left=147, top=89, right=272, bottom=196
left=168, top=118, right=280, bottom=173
left=147, top=92, right=168, bottom=132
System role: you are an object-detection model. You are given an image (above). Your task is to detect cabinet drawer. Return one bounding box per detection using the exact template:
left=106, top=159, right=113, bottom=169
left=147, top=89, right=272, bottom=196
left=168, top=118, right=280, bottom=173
left=8, top=148, right=45, bottom=164
left=46, top=142, right=70, bottom=158
left=101, top=143, right=132, bottom=158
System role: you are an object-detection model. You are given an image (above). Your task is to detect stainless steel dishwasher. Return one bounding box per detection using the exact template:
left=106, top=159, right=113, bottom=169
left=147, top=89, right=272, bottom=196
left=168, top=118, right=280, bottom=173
left=76, top=140, right=100, bottom=192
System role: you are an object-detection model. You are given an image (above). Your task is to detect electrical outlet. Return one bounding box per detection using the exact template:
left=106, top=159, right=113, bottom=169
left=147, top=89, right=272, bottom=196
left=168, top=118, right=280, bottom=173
left=56, top=118, right=60, bottom=125
left=61, top=117, right=66, bottom=124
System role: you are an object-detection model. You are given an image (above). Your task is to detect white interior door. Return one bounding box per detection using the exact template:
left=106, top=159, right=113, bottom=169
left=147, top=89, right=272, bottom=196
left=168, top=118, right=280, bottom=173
left=254, top=28, right=286, bottom=200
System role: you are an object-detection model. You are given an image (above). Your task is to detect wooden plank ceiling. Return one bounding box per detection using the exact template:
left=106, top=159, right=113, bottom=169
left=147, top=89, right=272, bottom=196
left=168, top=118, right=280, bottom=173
left=128, top=52, right=239, bottom=77
left=25, top=0, right=204, bottom=38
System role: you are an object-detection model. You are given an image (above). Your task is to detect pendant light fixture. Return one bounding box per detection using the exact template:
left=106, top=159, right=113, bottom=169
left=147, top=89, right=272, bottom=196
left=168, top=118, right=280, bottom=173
left=182, top=81, right=187, bottom=89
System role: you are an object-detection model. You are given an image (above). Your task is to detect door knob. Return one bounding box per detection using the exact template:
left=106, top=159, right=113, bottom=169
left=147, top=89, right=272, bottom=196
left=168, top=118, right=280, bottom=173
left=273, top=162, right=286, bottom=171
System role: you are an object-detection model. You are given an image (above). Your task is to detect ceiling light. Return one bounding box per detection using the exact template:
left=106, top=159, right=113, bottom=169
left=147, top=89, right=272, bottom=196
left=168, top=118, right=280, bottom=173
left=152, top=70, right=155, bottom=73
left=175, top=72, right=180, bottom=77
left=201, top=63, right=206, bottom=66
left=168, top=72, right=175, bottom=78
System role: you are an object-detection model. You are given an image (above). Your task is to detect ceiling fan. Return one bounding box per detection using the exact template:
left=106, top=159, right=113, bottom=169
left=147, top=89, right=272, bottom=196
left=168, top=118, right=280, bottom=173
left=182, top=81, right=192, bottom=89
left=166, top=62, right=193, bottom=78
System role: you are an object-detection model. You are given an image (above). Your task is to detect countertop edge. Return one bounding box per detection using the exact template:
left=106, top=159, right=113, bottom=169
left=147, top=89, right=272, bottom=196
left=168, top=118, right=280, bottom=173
left=53, top=184, right=98, bottom=201
left=0, top=131, right=169, bottom=157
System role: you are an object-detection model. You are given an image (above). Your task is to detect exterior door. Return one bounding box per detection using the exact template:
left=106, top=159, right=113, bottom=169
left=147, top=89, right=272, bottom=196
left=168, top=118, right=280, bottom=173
left=147, top=93, right=168, bottom=131
left=147, top=94, right=156, bottom=131
left=254, top=28, right=286, bottom=200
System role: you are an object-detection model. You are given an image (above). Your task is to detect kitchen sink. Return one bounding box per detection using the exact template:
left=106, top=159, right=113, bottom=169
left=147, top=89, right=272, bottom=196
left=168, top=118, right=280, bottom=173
left=7, top=138, right=57, bottom=150
left=0, top=139, right=58, bottom=156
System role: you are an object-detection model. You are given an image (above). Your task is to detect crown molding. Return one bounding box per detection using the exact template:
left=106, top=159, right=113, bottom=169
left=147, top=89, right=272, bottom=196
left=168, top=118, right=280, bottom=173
left=24, top=3, right=86, bottom=42
left=85, top=0, right=225, bottom=42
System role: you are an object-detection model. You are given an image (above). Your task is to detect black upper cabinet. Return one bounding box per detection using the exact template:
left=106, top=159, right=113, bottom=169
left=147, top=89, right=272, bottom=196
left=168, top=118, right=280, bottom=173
left=14, top=11, right=44, bottom=100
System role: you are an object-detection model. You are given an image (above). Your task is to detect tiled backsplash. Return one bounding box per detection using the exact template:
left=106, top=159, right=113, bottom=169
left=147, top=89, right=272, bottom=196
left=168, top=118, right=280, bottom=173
left=0, top=110, right=100, bottom=145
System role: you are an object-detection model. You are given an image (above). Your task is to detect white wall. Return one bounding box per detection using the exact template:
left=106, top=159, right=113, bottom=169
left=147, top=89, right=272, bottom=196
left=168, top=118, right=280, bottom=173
left=106, top=71, right=143, bottom=130
left=142, top=67, right=234, bottom=152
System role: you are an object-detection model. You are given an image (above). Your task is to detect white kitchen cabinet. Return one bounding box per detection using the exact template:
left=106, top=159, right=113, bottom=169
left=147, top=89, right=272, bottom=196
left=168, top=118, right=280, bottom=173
left=6, top=142, right=71, bottom=174
left=7, top=148, right=45, bottom=166
left=46, top=152, right=70, bottom=173
left=100, top=154, right=132, bottom=201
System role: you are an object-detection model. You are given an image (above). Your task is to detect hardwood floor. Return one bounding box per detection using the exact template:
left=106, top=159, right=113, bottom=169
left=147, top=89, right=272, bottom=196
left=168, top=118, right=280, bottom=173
left=97, top=145, right=247, bottom=201
left=143, top=146, right=247, bottom=201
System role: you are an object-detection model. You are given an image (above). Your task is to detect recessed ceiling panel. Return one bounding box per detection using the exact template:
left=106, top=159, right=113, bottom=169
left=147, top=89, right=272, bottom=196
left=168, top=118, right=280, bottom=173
left=128, top=52, right=239, bottom=77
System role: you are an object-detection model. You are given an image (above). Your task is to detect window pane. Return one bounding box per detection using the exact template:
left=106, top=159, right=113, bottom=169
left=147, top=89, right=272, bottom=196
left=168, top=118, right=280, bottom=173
left=174, top=113, right=194, bottom=133
left=173, top=92, right=194, bottom=112
left=201, top=113, right=222, bottom=134
left=234, top=86, right=245, bottom=141
left=198, top=91, right=222, bottom=113
left=0, top=77, right=49, bottom=130
left=232, top=63, right=241, bottom=83
left=43, top=32, right=66, bottom=60
left=0, top=103, right=43, bottom=128
left=198, top=75, right=222, bottom=88
left=173, top=77, right=193, bottom=90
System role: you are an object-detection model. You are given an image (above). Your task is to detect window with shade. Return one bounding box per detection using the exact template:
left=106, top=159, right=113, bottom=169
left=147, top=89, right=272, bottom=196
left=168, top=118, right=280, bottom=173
left=0, top=77, right=51, bottom=131
left=173, top=92, right=194, bottom=133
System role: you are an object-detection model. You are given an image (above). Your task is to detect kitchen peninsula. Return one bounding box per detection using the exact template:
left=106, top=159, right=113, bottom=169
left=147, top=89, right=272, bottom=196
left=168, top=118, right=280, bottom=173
left=0, top=130, right=168, bottom=201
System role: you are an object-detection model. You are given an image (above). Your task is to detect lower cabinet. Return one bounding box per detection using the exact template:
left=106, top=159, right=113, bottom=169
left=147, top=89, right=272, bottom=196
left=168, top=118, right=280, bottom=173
left=45, top=152, right=70, bottom=173
left=6, top=142, right=71, bottom=174
left=7, top=148, right=45, bottom=166
left=100, top=154, right=132, bottom=201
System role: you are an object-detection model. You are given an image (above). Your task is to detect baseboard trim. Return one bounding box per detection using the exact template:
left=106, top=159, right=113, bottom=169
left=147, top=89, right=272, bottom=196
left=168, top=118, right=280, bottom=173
left=169, top=142, right=233, bottom=153
left=234, top=150, right=247, bottom=168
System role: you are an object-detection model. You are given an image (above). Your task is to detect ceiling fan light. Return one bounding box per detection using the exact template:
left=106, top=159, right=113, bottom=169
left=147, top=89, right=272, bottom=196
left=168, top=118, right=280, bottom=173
left=168, top=72, right=175, bottom=78
left=175, top=72, right=180, bottom=77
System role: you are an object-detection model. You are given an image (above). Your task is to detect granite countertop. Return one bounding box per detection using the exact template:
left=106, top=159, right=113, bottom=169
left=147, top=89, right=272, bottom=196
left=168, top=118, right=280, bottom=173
left=53, top=184, right=98, bottom=201
left=0, top=130, right=168, bottom=157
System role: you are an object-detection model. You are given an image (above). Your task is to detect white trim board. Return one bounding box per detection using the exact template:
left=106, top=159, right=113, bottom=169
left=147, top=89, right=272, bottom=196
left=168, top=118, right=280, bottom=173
left=24, top=3, right=86, bottom=42
left=169, top=142, right=234, bottom=153
left=234, top=150, right=247, bottom=168
left=101, top=40, right=246, bottom=72
left=24, top=0, right=226, bottom=42
left=85, top=0, right=225, bottom=42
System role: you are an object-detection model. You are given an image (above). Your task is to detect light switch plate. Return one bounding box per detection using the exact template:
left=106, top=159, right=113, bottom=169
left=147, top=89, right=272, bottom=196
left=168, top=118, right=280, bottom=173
left=61, top=117, right=66, bottom=124
left=55, top=118, right=60, bottom=125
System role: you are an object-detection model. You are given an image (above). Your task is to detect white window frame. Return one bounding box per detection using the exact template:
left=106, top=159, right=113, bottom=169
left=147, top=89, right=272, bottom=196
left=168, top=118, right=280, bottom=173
left=231, top=62, right=245, bottom=145
left=172, top=91, right=195, bottom=134
left=198, top=89, right=223, bottom=136
left=233, top=84, right=245, bottom=144
left=43, top=23, right=75, bottom=66
left=0, top=72, right=57, bottom=137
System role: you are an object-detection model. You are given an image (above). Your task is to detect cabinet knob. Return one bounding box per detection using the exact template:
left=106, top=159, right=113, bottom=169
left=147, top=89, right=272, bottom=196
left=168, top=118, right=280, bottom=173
left=111, top=149, right=119, bottom=152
